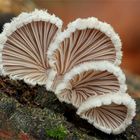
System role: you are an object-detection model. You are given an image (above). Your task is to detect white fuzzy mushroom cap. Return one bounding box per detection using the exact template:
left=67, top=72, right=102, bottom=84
left=55, top=61, right=127, bottom=96
left=0, top=9, right=63, bottom=77
left=55, top=61, right=127, bottom=108
left=48, top=17, right=122, bottom=66
left=77, top=93, right=136, bottom=134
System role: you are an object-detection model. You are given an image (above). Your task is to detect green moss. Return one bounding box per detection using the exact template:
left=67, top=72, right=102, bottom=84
left=46, top=124, right=68, bottom=140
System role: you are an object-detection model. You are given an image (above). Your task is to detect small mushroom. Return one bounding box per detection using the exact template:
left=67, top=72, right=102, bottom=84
left=55, top=61, right=127, bottom=108
left=0, top=9, right=62, bottom=85
left=77, top=93, right=136, bottom=134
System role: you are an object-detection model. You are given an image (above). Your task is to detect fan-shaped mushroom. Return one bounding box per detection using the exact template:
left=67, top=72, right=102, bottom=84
left=47, top=17, right=122, bottom=90
left=55, top=61, right=127, bottom=108
left=0, top=9, right=62, bottom=85
left=77, top=93, right=136, bottom=134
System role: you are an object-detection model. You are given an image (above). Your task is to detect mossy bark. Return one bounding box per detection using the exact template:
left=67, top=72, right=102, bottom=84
left=0, top=75, right=139, bottom=140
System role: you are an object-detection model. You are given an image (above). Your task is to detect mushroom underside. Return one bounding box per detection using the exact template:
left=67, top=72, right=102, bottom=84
left=57, top=70, right=120, bottom=108
left=2, top=21, right=59, bottom=85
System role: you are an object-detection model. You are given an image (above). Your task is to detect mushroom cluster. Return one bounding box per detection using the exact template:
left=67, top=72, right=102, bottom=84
left=0, top=10, right=136, bottom=134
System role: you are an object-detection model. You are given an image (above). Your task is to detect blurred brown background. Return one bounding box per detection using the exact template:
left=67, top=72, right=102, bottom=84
left=0, top=0, right=140, bottom=74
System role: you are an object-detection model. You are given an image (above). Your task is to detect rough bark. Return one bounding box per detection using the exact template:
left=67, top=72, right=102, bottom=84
left=0, top=75, right=139, bottom=140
